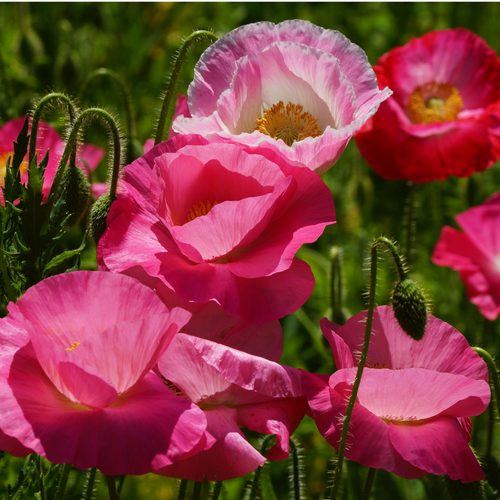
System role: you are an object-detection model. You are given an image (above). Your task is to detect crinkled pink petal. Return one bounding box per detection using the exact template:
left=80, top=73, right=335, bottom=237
left=77, top=143, right=105, bottom=172
left=156, top=282, right=283, bottom=361
left=144, top=138, right=155, bottom=154
left=155, top=406, right=265, bottom=481
left=158, top=334, right=303, bottom=406
left=0, top=344, right=207, bottom=475
left=237, top=396, right=308, bottom=460
left=331, top=368, right=489, bottom=422
left=302, top=371, right=426, bottom=479
left=329, top=306, right=488, bottom=381
left=319, top=318, right=354, bottom=369
left=389, top=416, right=484, bottom=483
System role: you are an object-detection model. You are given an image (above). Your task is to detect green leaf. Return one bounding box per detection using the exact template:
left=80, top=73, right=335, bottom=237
left=12, top=116, right=29, bottom=174
left=42, top=244, right=84, bottom=279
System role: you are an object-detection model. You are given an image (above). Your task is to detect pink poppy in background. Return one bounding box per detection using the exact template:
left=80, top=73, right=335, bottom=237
left=355, top=29, right=500, bottom=183
left=98, top=135, right=335, bottom=324
left=432, top=193, right=500, bottom=320
left=154, top=333, right=308, bottom=481
left=303, top=306, right=490, bottom=483
left=156, top=282, right=283, bottom=361
left=0, top=117, right=104, bottom=200
left=172, top=20, right=391, bottom=174
left=0, top=271, right=210, bottom=476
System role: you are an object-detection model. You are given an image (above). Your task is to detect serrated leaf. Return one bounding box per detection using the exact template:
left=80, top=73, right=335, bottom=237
left=2, top=155, right=22, bottom=204
left=12, top=116, right=30, bottom=174
left=42, top=243, right=84, bottom=279
left=38, top=148, right=49, bottom=178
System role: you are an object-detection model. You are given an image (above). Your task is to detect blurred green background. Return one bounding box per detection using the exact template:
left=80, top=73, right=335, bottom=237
left=1, top=3, right=500, bottom=499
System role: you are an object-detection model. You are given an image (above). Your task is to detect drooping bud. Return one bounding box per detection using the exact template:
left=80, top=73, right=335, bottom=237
left=392, top=278, right=428, bottom=340
left=444, top=476, right=486, bottom=500
left=56, top=162, right=91, bottom=227
left=88, top=193, right=114, bottom=245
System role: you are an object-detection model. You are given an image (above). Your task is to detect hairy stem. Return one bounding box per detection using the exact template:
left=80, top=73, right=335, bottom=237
left=154, top=30, right=218, bottom=145
left=363, top=468, right=377, bottom=500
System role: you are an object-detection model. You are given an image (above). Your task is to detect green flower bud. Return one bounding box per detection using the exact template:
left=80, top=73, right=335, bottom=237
left=88, top=193, right=114, bottom=245
left=57, top=162, right=91, bottom=227
left=481, top=454, right=500, bottom=493
left=392, top=278, right=428, bottom=341
left=444, top=476, right=486, bottom=500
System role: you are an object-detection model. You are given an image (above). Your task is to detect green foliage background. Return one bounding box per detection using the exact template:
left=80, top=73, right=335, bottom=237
left=0, top=3, right=500, bottom=499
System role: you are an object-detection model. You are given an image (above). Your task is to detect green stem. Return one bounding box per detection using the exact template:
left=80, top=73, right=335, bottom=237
left=154, top=30, right=218, bottom=145
left=177, top=479, right=188, bottom=500
left=55, top=463, right=72, bottom=500
left=79, top=68, right=136, bottom=144
left=374, top=236, right=407, bottom=281
left=211, top=482, right=223, bottom=500
left=329, top=240, right=379, bottom=500
left=82, top=468, right=97, bottom=500
left=104, top=475, right=119, bottom=500
left=48, top=107, right=121, bottom=215
left=402, top=182, right=418, bottom=268
left=289, top=437, right=301, bottom=500
left=330, top=246, right=346, bottom=325
left=192, top=481, right=202, bottom=500
left=248, top=435, right=276, bottom=500
left=487, top=398, right=495, bottom=457
left=472, top=347, right=500, bottom=454
left=29, top=93, right=77, bottom=165
left=363, top=468, right=377, bottom=500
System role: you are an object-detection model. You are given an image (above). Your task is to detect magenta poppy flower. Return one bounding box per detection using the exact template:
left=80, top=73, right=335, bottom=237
left=303, top=306, right=490, bottom=483
left=432, top=193, right=500, bottom=320
left=97, top=135, right=335, bottom=324
left=355, top=29, right=500, bottom=183
left=156, top=282, right=283, bottom=361
left=172, top=20, right=391, bottom=174
left=0, top=117, right=104, bottom=201
left=0, top=271, right=210, bottom=475
left=153, top=333, right=308, bottom=481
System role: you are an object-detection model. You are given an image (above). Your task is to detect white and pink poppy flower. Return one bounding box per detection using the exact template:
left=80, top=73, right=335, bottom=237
left=0, top=271, right=209, bottom=476
left=154, top=333, right=308, bottom=481
left=172, top=20, right=391, bottom=174
left=303, top=306, right=490, bottom=483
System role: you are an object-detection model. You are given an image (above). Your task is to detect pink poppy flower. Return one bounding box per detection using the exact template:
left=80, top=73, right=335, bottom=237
left=97, top=135, right=335, bottom=324
left=432, top=193, right=500, bottom=320
left=154, top=333, right=308, bottom=481
left=0, top=117, right=104, bottom=201
left=172, top=20, right=391, bottom=174
left=156, top=282, right=283, bottom=361
left=355, top=29, right=500, bottom=183
left=303, top=306, right=490, bottom=483
left=0, top=271, right=210, bottom=476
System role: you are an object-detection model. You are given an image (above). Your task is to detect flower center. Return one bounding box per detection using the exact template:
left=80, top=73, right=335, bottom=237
left=254, top=101, right=322, bottom=146
left=65, top=341, right=80, bottom=351
left=186, top=200, right=219, bottom=223
left=407, top=82, right=463, bottom=124
left=0, top=153, right=29, bottom=187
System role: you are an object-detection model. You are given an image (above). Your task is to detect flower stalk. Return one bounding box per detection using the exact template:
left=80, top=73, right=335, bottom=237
left=154, top=30, right=218, bottom=145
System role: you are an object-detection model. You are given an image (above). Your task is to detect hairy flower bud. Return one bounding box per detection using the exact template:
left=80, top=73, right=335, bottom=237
left=88, top=193, right=114, bottom=245
left=392, top=279, right=428, bottom=340
left=444, top=476, right=486, bottom=500
left=57, top=162, right=91, bottom=226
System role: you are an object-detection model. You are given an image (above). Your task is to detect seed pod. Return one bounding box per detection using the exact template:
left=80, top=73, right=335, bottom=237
left=88, top=193, right=114, bottom=245
left=444, top=476, right=486, bottom=500
left=392, top=278, right=428, bottom=340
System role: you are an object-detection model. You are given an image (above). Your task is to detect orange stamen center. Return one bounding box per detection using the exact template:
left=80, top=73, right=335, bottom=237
left=0, top=153, right=29, bottom=187
left=186, top=200, right=219, bottom=223
left=407, top=82, right=463, bottom=124
left=255, top=101, right=322, bottom=146
left=65, top=341, right=80, bottom=352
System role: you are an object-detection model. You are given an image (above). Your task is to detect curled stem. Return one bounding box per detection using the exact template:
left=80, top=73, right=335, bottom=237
left=192, top=481, right=202, bottom=500
left=80, top=68, right=136, bottom=144
left=363, top=468, right=377, bottom=500
left=154, top=30, right=218, bottom=145
left=48, top=107, right=122, bottom=215
left=55, top=463, right=72, bottom=500
left=104, top=475, right=119, bottom=500
left=329, top=240, right=379, bottom=500
left=289, top=437, right=302, bottom=500
left=82, top=468, right=97, bottom=500
left=211, top=482, right=223, bottom=500
left=29, top=92, right=78, bottom=165
left=177, top=479, right=188, bottom=500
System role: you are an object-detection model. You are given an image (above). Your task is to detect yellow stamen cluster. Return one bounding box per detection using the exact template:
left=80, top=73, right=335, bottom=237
left=65, top=342, right=80, bottom=352
left=186, top=200, right=219, bottom=223
left=0, top=154, right=29, bottom=187
left=255, top=101, right=322, bottom=146
left=407, top=82, right=463, bottom=124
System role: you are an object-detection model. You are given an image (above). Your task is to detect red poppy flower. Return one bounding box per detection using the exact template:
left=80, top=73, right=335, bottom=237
left=355, top=29, right=500, bottom=183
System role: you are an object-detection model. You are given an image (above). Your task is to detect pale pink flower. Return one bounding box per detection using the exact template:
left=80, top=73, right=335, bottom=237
left=0, top=271, right=209, bottom=475
left=154, top=333, right=308, bottom=481
left=432, top=192, right=500, bottom=320
left=303, top=306, right=490, bottom=483
left=0, top=117, right=104, bottom=201
left=97, top=135, right=335, bottom=324
left=172, top=20, right=391, bottom=174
